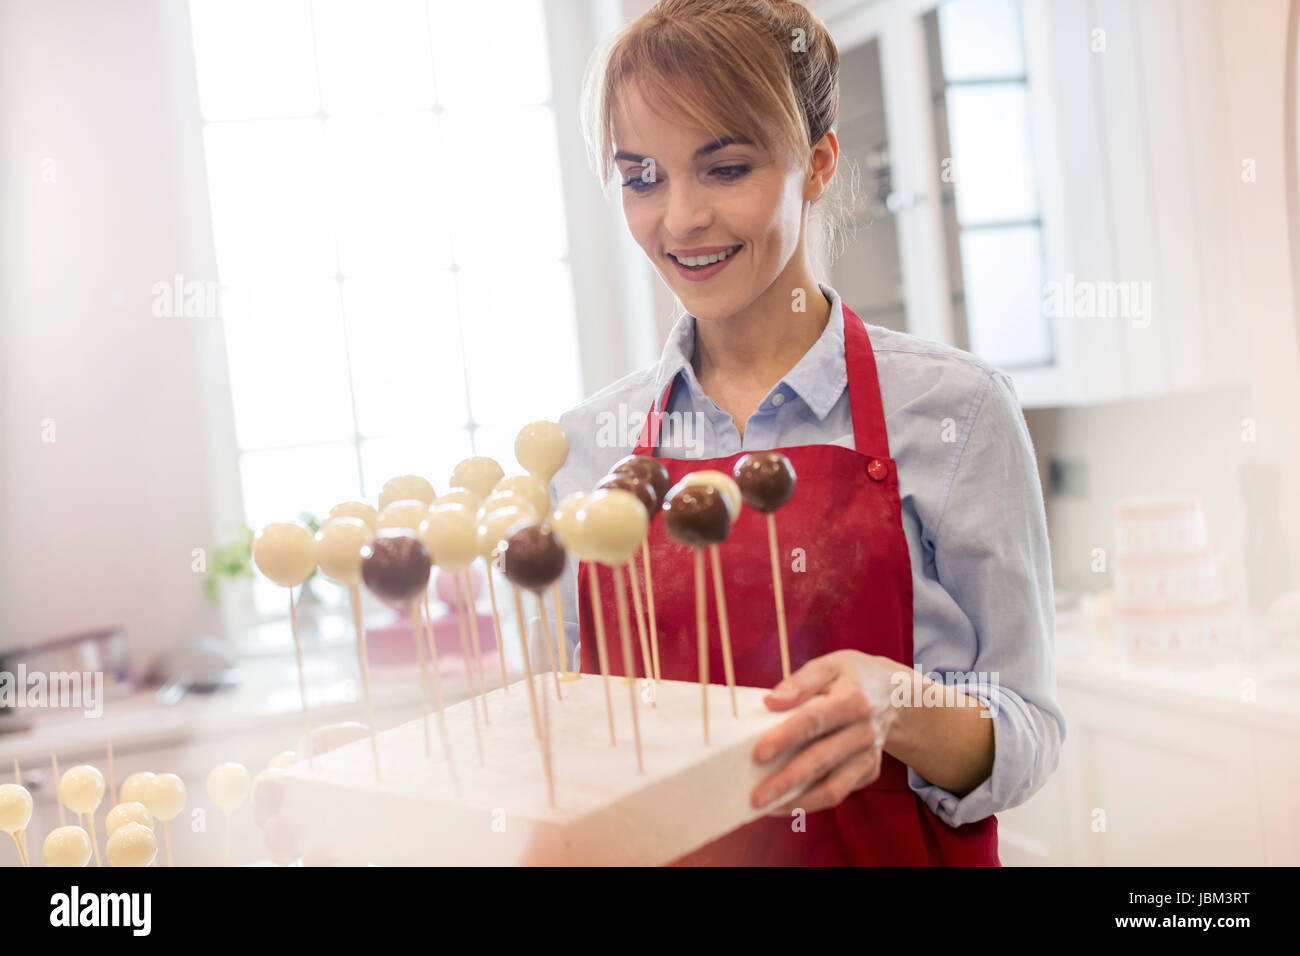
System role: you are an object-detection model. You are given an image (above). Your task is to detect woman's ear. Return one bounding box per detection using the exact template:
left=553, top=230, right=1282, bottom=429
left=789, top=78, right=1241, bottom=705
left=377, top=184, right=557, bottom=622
left=804, top=130, right=839, bottom=202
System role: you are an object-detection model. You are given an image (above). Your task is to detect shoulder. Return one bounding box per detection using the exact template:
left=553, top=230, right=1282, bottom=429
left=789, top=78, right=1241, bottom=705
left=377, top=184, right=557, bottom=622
left=553, top=362, right=661, bottom=502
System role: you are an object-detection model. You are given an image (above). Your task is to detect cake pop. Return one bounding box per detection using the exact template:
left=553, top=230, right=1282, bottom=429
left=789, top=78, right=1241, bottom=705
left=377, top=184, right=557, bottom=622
left=58, top=765, right=105, bottom=866
left=316, top=516, right=381, bottom=779
left=610, top=456, right=669, bottom=684
left=515, top=420, right=569, bottom=482
left=493, top=475, right=551, bottom=521
left=376, top=498, right=430, bottom=531
left=450, top=456, right=505, bottom=501
left=362, top=530, right=436, bottom=758
left=499, top=524, right=567, bottom=700
left=476, top=503, right=537, bottom=696
left=118, top=772, right=155, bottom=809
left=480, top=488, right=539, bottom=522
left=207, top=762, right=251, bottom=866
left=253, top=522, right=318, bottom=765
left=42, top=826, right=92, bottom=867
left=595, top=474, right=657, bottom=689
left=436, top=487, right=482, bottom=511
left=105, top=802, right=152, bottom=835
left=106, top=822, right=157, bottom=868
left=682, top=469, right=742, bottom=519
left=140, top=772, right=185, bottom=867
left=663, top=480, right=735, bottom=741
left=328, top=500, right=379, bottom=532
left=0, top=783, right=32, bottom=866
left=577, top=489, right=649, bottom=770
left=378, top=474, right=436, bottom=509
left=735, top=452, right=797, bottom=679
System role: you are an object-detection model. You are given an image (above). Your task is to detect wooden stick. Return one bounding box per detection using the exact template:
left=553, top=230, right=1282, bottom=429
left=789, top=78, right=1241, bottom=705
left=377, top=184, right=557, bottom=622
left=536, top=591, right=562, bottom=700
left=349, top=585, right=382, bottom=781
left=288, top=589, right=314, bottom=767
left=611, top=564, right=643, bottom=772
left=420, top=595, right=460, bottom=796
left=709, top=545, right=738, bottom=718
left=512, top=591, right=556, bottom=805
left=484, top=558, right=510, bottom=693
left=86, top=813, right=102, bottom=866
left=224, top=810, right=231, bottom=867
left=641, top=540, right=661, bottom=683
left=409, top=600, right=432, bottom=757
left=458, top=572, right=490, bottom=724
left=50, top=752, right=65, bottom=826
left=538, top=671, right=556, bottom=808
left=626, top=557, right=655, bottom=706
left=767, top=513, right=791, bottom=680
left=448, top=590, right=484, bottom=766
left=11, top=832, right=28, bottom=867
left=165, top=819, right=173, bottom=867
left=695, top=549, right=709, bottom=745
left=554, top=580, right=579, bottom=681
left=106, top=740, right=117, bottom=806
left=588, top=565, right=617, bottom=745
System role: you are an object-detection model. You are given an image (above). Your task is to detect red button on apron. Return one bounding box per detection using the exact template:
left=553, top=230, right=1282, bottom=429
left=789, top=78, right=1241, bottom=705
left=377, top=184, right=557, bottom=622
left=867, top=459, right=888, bottom=481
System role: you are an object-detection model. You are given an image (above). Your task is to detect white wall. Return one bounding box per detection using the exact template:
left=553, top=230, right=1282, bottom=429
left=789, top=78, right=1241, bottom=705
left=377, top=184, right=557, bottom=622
left=0, top=0, right=222, bottom=668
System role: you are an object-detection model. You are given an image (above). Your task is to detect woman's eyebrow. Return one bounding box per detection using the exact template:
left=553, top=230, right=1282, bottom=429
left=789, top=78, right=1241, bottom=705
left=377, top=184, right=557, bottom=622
left=613, top=136, right=755, bottom=166
left=614, top=150, right=647, bottom=163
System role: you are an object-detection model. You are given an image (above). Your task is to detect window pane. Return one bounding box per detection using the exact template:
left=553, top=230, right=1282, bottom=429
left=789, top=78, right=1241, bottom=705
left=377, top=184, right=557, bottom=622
left=222, top=281, right=356, bottom=449
left=325, top=115, right=453, bottom=275
left=429, top=0, right=550, bottom=107
left=937, top=0, right=1025, bottom=81
left=945, top=84, right=1038, bottom=225
left=342, top=272, right=469, bottom=437
left=204, top=120, right=336, bottom=281
left=361, top=433, right=472, bottom=500
left=457, top=262, right=582, bottom=429
left=959, top=226, right=1051, bottom=366
left=189, top=0, right=319, bottom=119
left=312, top=0, right=437, bottom=112
left=441, top=107, right=568, bottom=265
left=240, top=442, right=361, bottom=532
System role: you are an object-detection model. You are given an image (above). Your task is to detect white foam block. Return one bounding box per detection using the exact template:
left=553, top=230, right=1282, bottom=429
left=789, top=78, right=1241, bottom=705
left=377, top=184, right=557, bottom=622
left=272, top=674, right=808, bottom=865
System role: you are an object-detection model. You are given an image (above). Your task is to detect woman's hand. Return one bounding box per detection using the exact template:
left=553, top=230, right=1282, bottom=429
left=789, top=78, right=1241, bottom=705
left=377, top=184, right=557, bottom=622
left=750, top=650, right=904, bottom=816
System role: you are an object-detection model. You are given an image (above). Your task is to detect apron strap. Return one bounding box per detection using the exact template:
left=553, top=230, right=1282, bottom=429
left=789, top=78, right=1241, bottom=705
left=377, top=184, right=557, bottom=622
left=631, top=303, right=891, bottom=458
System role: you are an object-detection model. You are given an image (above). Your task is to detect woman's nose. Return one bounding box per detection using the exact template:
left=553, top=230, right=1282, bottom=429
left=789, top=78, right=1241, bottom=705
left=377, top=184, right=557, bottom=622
left=662, top=180, right=712, bottom=237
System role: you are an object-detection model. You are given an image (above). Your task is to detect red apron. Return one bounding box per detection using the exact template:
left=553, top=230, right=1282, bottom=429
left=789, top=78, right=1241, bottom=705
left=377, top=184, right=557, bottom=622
left=577, top=304, right=1000, bottom=866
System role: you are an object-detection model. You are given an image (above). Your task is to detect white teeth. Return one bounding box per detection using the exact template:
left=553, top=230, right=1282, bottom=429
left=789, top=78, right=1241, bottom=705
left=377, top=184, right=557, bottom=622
left=673, top=246, right=738, bottom=268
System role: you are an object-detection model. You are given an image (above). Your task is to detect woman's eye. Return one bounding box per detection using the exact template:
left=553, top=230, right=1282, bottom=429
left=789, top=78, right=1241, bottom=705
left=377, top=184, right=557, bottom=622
left=621, top=176, right=657, bottom=194
left=711, top=164, right=750, bottom=181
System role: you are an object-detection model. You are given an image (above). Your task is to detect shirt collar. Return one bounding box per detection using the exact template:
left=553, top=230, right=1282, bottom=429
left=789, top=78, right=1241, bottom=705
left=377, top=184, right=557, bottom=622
left=650, top=283, right=848, bottom=421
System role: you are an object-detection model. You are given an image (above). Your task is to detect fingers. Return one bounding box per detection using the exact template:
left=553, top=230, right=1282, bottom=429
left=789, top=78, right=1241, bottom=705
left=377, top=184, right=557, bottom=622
left=763, top=655, right=844, bottom=711
left=752, top=715, right=879, bottom=809
left=766, top=747, right=882, bottom=817
left=754, top=678, right=873, bottom=764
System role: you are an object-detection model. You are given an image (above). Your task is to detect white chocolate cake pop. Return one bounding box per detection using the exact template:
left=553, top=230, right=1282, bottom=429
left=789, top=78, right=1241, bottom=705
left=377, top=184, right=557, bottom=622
left=548, top=492, right=588, bottom=555
left=379, top=474, right=436, bottom=509
left=106, top=802, right=152, bottom=834
left=683, top=469, right=742, bottom=519
left=476, top=505, right=537, bottom=561
left=418, top=505, right=479, bottom=573
left=436, top=487, right=482, bottom=511
left=58, top=764, right=106, bottom=816
left=253, top=523, right=317, bottom=587
left=328, top=500, right=379, bottom=532
left=451, top=457, right=505, bottom=501
left=141, top=773, right=186, bottom=822
left=493, top=475, right=551, bottom=520
left=42, top=826, right=92, bottom=867
left=577, top=488, right=648, bottom=565
left=315, top=517, right=372, bottom=586
left=118, top=771, right=155, bottom=807
left=207, top=763, right=252, bottom=814
left=0, top=783, right=32, bottom=834
left=377, top=499, right=429, bottom=531
left=106, top=822, right=157, bottom=868
left=515, top=421, right=569, bottom=482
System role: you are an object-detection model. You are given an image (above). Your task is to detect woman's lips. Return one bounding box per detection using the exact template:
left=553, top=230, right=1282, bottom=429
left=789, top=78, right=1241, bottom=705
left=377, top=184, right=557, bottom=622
left=666, top=244, right=742, bottom=283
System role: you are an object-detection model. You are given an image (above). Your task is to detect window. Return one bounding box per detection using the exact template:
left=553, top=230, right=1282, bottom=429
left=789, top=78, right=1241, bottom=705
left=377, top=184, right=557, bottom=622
left=187, top=0, right=582, bottom=634
left=926, top=0, right=1053, bottom=368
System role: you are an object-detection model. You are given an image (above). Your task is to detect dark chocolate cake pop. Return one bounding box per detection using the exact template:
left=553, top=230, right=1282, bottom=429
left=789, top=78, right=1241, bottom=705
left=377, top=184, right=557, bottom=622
left=661, top=480, right=732, bottom=547
left=596, top=472, right=659, bottom=518
left=360, top=529, right=432, bottom=606
left=610, top=454, right=670, bottom=511
left=733, top=452, right=797, bottom=513
left=499, top=524, right=567, bottom=592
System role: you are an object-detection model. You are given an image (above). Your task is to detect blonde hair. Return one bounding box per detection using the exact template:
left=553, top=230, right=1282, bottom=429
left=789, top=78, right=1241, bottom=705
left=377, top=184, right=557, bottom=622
left=582, top=0, right=857, bottom=266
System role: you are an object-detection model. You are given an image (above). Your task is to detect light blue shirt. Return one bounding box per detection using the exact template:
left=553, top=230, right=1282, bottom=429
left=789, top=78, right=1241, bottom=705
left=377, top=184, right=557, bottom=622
left=550, top=283, right=1064, bottom=828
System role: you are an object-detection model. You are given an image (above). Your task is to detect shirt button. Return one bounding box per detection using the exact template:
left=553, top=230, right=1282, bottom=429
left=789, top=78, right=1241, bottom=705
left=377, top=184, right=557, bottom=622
left=867, top=459, right=888, bottom=481
left=770, top=393, right=786, bottom=407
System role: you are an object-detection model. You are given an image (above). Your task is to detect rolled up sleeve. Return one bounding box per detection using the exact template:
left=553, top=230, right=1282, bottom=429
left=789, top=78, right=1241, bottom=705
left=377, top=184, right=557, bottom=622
left=907, top=370, right=1066, bottom=827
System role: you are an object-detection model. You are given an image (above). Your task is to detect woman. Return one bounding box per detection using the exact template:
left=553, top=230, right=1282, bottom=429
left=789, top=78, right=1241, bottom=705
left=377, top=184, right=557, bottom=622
left=552, top=0, right=1064, bottom=865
